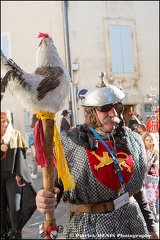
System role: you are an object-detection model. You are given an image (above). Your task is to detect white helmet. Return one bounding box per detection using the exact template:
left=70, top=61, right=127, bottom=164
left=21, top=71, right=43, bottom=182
left=81, top=72, right=129, bottom=107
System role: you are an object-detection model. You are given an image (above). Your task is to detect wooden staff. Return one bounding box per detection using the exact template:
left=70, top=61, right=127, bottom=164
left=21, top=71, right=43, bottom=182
left=42, top=118, right=55, bottom=239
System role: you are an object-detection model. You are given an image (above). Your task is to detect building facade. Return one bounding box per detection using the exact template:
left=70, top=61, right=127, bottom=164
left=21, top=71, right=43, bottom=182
left=1, top=1, right=159, bottom=139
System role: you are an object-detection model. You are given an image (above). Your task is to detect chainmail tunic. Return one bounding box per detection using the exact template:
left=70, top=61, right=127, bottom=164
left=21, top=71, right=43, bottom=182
left=60, top=125, right=149, bottom=239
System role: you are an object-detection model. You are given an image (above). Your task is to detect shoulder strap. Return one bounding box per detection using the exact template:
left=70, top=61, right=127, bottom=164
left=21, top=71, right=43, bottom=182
left=88, top=127, right=125, bottom=190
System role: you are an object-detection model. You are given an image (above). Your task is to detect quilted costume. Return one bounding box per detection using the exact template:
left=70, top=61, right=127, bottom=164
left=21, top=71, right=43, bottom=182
left=36, top=72, right=154, bottom=239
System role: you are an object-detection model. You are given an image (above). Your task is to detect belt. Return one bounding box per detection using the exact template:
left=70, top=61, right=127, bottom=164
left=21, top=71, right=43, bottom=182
left=69, top=196, right=134, bottom=214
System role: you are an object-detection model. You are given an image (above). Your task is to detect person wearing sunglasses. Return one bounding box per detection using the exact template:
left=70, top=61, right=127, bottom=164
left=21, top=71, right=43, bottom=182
left=36, top=72, right=158, bottom=239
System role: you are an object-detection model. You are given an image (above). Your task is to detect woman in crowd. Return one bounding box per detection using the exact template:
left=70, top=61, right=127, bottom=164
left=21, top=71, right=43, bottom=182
left=1, top=110, right=36, bottom=239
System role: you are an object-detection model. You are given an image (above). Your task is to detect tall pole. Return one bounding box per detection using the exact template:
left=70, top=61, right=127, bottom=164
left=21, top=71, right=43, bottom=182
left=42, top=119, right=55, bottom=239
left=62, top=1, right=77, bottom=126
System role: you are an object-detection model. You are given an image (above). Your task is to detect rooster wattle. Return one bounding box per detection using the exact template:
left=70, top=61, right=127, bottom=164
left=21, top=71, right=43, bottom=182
left=1, top=33, right=71, bottom=114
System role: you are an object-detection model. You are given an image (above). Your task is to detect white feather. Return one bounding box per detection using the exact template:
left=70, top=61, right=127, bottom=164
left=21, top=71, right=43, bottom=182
left=1, top=36, right=71, bottom=114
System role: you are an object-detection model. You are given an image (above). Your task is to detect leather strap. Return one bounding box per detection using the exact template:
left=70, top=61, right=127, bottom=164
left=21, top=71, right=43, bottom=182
left=69, top=196, right=134, bottom=213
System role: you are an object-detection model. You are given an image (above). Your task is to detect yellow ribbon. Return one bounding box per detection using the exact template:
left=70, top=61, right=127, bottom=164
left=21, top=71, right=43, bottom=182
left=54, top=124, right=75, bottom=190
left=36, top=110, right=55, bottom=120
left=36, top=111, right=75, bottom=191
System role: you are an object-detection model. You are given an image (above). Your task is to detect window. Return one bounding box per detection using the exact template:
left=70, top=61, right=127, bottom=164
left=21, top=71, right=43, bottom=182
left=104, top=19, right=139, bottom=81
left=109, top=25, right=134, bottom=74
left=1, top=32, right=11, bottom=58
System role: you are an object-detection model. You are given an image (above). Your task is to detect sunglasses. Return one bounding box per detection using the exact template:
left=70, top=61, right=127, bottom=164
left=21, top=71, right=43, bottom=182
left=96, top=102, right=123, bottom=114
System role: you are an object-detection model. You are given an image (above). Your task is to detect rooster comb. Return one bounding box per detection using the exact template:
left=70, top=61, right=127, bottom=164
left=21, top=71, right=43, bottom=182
left=38, top=32, right=49, bottom=38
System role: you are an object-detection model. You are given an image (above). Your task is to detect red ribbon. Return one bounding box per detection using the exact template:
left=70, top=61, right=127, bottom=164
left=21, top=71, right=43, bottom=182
left=34, top=119, right=49, bottom=167
left=43, top=224, right=58, bottom=235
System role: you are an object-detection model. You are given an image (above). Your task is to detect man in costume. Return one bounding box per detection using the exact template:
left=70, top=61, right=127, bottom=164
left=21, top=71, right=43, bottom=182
left=1, top=110, right=36, bottom=239
left=146, top=106, right=159, bottom=136
left=36, top=73, right=158, bottom=239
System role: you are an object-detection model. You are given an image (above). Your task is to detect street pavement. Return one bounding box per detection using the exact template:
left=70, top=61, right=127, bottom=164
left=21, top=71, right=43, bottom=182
left=22, top=151, right=159, bottom=239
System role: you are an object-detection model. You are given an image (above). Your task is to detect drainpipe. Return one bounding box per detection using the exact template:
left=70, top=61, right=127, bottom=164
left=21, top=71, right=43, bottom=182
left=62, top=1, right=77, bottom=126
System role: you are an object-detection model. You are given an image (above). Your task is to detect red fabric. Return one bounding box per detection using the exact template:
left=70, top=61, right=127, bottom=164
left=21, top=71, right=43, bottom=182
left=146, top=117, right=159, bottom=133
left=86, top=141, right=134, bottom=191
left=34, top=119, right=49, bottom=167
left=43, top=224, right=58, bottom=235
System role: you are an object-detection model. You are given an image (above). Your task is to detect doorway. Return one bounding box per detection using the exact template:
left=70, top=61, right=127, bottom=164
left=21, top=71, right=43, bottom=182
left=123, top=105, right=134, bottom=127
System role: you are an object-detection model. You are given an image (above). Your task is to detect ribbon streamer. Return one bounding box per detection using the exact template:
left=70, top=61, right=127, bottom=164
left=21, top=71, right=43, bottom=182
left=35, top=111, right=75, bottom=191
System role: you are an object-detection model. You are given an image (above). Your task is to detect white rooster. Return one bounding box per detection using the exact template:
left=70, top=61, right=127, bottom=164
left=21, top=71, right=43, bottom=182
left=1, top=32, right=71, bottom=114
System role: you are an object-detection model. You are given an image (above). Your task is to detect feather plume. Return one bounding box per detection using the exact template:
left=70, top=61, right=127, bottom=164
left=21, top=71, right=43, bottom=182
left=1, top=34, right=71, bottom=114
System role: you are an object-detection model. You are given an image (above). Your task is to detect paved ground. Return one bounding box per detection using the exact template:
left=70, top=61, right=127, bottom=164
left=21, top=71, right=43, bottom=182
left=22, top=151, right=159, bottom=239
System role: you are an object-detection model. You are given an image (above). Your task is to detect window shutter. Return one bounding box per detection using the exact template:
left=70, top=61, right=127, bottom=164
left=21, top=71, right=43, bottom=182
left=109, top=25, right=134, bottom=74
left=121, top=26, right=134, bottom=73
left=109, top=25, right=123, bottom=73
